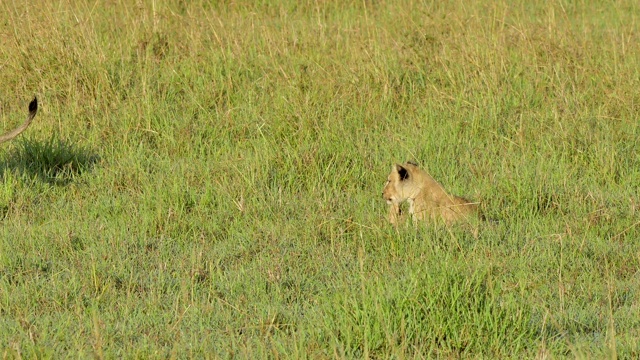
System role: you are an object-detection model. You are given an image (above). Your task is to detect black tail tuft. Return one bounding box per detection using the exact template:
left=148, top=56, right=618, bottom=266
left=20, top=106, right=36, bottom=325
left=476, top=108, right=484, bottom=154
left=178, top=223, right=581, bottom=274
left=29, top=97, right=38, bottom=113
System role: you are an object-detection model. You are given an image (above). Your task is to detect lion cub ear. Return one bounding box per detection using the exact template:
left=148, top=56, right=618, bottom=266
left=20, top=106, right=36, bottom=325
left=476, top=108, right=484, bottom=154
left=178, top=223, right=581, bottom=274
left=395, top=164, right=410, bottom=181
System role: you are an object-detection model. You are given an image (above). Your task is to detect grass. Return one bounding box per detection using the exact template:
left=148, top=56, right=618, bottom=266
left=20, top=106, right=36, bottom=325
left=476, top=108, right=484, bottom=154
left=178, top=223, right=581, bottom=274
left=0, top=0, right=639, bottom=358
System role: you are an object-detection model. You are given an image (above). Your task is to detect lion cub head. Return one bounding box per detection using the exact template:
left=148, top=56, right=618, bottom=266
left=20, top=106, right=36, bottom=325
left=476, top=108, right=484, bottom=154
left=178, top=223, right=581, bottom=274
left=382, top=162, right=422, bottom=205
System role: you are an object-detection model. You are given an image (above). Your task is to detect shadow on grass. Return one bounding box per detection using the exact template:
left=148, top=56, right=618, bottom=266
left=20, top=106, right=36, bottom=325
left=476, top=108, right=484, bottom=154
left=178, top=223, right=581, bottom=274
left=0, top=136, right=99, bottom=185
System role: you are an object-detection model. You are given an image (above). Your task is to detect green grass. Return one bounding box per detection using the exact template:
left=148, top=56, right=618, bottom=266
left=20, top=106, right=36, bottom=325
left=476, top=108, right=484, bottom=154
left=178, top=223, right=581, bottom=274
left=0, top=0, right=639, bottom=358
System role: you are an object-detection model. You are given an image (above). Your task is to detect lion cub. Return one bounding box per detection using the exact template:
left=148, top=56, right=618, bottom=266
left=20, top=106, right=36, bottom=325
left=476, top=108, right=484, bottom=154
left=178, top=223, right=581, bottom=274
left=382, top=162, right=480, bottom=226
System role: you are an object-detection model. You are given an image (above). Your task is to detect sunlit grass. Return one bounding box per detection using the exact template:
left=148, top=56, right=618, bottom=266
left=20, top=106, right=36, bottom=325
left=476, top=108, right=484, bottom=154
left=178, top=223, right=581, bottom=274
left=0, top=0, right=638, bottom=357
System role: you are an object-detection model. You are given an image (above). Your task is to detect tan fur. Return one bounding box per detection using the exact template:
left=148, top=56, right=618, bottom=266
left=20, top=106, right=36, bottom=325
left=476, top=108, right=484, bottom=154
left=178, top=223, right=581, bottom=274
left=0, top=97, right=38, bottom=143
left=382, top=162, right=479, bottom=226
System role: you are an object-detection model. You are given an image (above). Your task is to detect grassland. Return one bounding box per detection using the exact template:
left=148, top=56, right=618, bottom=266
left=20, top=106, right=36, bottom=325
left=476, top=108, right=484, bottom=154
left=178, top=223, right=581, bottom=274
left=0, top=0, right=639, bottom=358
